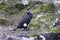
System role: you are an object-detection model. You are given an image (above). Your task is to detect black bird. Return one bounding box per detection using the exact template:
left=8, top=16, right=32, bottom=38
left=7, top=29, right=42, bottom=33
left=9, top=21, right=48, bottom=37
left=12, top=8, right=33, bottom=31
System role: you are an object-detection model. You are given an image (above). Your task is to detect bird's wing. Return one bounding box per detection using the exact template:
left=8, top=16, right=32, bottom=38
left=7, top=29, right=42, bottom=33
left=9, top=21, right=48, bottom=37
left=18, top=14, right=29, bottom=24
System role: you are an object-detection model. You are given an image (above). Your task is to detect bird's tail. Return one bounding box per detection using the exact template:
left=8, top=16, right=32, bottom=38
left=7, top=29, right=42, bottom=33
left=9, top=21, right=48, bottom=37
left=11, top=27, right=17, bottom=32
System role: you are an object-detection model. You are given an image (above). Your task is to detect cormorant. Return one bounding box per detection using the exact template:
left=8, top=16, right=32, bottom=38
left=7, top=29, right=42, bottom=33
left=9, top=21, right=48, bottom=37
left=12, top=7, right=33, bottom=31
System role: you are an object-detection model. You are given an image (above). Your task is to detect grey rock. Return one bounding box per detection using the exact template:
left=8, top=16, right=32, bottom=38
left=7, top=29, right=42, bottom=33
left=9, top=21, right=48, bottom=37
left=7, top=37, right=16, bottom=40
left=37, top=33, right=60, bottom=40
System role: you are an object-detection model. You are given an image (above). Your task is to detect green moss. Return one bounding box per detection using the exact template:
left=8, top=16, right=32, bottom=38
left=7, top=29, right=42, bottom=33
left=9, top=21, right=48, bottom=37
left=40, top=3, right=55, bottom=13
left=0, top=2, right=7, bottom=10
left=29, top=3, right=55, bottom=16
left=4, top=6, right=19, bottom=15
left=31, top=33, right=37, bottom=37
left=0, top=19, right=11, bottom=26
left=51, top=28, right=60, bottom=33
left=14, top=3, right=26, bottom=11
left=30, top=13, right=56, bottom=30
left=4, top=7, right=13, bottom=15
left=39, top=13, right=56, bottom=22
left=28, top=1, right=43, bottom=8
left=30, top=13, right=56, bottom=31
left=30, top=21, right=40, bottom=30
left=28, top=1, right=38, bottom=8
left=44, top=24, right=50, bottom=29
left=32, top=7, right=41, bottom=15
left=45, top=13, right=56, bottom=22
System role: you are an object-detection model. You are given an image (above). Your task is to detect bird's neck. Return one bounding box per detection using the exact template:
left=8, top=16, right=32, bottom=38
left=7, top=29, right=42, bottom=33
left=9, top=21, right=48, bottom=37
left=26, top=12, right=31, bottom=15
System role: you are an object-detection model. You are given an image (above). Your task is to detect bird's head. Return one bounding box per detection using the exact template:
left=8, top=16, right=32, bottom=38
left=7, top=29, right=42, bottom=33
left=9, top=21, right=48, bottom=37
left=26, top=7, right=31, bottom=14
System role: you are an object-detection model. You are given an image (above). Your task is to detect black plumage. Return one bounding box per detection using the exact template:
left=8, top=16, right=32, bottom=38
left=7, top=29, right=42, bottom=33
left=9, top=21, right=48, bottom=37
left=13, top=8, right=33, bottom=31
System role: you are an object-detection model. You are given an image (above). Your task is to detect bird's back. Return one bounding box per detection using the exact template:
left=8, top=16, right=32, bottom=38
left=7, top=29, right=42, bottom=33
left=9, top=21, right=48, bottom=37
left=19, top=13, right=32, bottom=24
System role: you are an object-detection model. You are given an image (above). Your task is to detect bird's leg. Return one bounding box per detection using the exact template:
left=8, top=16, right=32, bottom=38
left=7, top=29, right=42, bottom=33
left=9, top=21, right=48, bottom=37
left=23, top=27, right=28, bottom=31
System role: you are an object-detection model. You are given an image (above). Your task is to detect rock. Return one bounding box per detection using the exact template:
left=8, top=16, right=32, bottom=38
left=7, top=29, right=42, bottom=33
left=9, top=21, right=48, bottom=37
left=16, top=34, right=36, bottom=40
left=37, top=33, right=60, bottom=40
left=21, top=37, right=35, bottom=40
left=5, top=34, right=36, bottom=40
left=17, top=34, right=29, bottom=37
left=7, top=37, right=16, bottom=40
left=0, top=33, right=7, bottom=40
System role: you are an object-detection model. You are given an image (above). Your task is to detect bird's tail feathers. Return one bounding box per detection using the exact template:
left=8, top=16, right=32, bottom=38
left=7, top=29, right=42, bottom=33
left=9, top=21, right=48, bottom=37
left=11, top=27, right=17, bottom=32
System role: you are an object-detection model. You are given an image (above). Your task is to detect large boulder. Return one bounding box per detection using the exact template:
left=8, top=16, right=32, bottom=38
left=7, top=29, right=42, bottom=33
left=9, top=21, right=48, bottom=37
left=37, top=33, right=60, bottom=40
